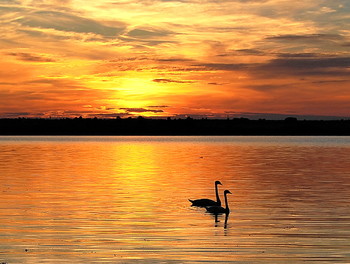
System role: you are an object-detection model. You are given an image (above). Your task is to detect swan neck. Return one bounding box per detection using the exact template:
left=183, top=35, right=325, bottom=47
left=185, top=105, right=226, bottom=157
left=224, top=192, right=229, bottom=211
left=215, top=183, right=221, bottom=204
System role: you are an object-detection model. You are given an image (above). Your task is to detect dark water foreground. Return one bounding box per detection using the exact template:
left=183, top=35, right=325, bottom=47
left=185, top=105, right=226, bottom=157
left=1, top=117, right=350, bottom=135
left=0, top=136, right=350, bottom=263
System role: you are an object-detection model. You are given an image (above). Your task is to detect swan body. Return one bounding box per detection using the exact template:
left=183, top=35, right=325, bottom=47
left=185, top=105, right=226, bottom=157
left=189, top=181, right=222, bottom=207
left=206, top=205, right=226, bottom=214
left=206, top=190, right=231, bottom=215
left=188, top=198, right=218, bottom=207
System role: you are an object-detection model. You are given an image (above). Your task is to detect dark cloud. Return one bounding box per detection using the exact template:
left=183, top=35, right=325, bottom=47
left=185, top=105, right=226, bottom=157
left=194, top=63, right=252, bottom=71
left=117, top=57, right=150, bottom=61
left=127, top=28, right=173, bottom=39
left=216, top=49, right=266, bottom=58
left=14, top=11, right=125, bottom=37
left=120, top=108, right=164, bottom=113
left=8, top=52, right=56, bottom=62
left=0, top=111, right=49, bottom=118
left=156, top=58, right=193, bottom=62
left=254, top=56, right=350, bottom=77
left=147, top=105, right=169, bottom=108
left=24, top=79, right=66, bottom=85
left=277, top=53, right=322, bottom=58
left=264, top=57, right=350, bottom=70
left=152, top=78, right=194, bottom=83
left=195, top=54, right=350, bottom=77
left=244, top=84, right=291, bottom=91
left=208, top=82, right=225, bottom=85
left=266, top=33, right=344, bottom=42
left=311, top=79, right=350, bottom=84
left=0, top=0, right=21, bottom=5
left=235, top=49, right=266, bottom=55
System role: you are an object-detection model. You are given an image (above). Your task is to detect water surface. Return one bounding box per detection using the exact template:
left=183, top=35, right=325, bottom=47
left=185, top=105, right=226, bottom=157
left=1, top=136, right=350, bottom=263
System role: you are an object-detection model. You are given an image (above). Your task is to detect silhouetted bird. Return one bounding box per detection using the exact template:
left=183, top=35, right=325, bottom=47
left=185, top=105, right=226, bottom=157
left=206, top=190, right=232, bottom=215
left=189, top=181, right=222, bottom=207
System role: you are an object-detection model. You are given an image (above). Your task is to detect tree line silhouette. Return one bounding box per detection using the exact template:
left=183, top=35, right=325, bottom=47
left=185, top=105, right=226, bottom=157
left=1, top=117, right=350, bottom=135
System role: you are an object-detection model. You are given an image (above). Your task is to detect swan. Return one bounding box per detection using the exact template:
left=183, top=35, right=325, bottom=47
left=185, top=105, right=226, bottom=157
left=189, top=181, right=222, bottom=207
left=206, top=190, right=232, bottom=215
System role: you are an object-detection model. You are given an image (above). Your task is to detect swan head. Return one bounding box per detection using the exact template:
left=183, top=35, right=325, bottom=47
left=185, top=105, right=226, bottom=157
left=215, top=181, right=222, bottom=185
left=224, top=190, right=232, bottom=195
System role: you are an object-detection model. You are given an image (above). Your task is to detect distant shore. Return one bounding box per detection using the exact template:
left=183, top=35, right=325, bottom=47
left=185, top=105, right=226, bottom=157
left=1, top=117, right=350, bottom=135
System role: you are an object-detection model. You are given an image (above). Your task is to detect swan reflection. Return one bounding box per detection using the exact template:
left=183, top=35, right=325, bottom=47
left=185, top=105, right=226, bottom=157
left=212, top=212, right=230, bottom=228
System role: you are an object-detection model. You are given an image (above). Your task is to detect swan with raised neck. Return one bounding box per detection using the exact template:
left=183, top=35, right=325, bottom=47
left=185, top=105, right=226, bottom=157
left=189, top=181, right=222, bottom=207
left=206, top=190, right=232, bottom=215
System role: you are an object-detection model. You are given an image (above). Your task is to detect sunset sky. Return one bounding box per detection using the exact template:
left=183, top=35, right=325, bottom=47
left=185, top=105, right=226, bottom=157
left=1, top=0, right=350, bottom=119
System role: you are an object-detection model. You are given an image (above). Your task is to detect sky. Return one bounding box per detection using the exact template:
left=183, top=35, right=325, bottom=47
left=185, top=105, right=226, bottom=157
left=1, top=0, right=350, bottom=119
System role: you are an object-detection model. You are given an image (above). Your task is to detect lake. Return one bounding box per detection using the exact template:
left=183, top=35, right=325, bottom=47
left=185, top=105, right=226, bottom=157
left=0, top=136, right=350, bottom=263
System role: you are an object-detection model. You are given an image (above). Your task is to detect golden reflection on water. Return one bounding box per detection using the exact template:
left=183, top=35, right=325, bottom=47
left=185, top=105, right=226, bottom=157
left=1, top=136, right=350, bottom=263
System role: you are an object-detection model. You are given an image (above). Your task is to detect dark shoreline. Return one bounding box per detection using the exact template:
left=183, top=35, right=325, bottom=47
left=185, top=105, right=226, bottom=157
left=1, top=117, right=350, bottom=136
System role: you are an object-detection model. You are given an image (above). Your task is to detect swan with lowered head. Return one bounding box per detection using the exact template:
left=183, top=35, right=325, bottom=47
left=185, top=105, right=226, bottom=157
left=189, top=181, right=222, bottom=207
left=206, top=190, right=232, bottom=215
